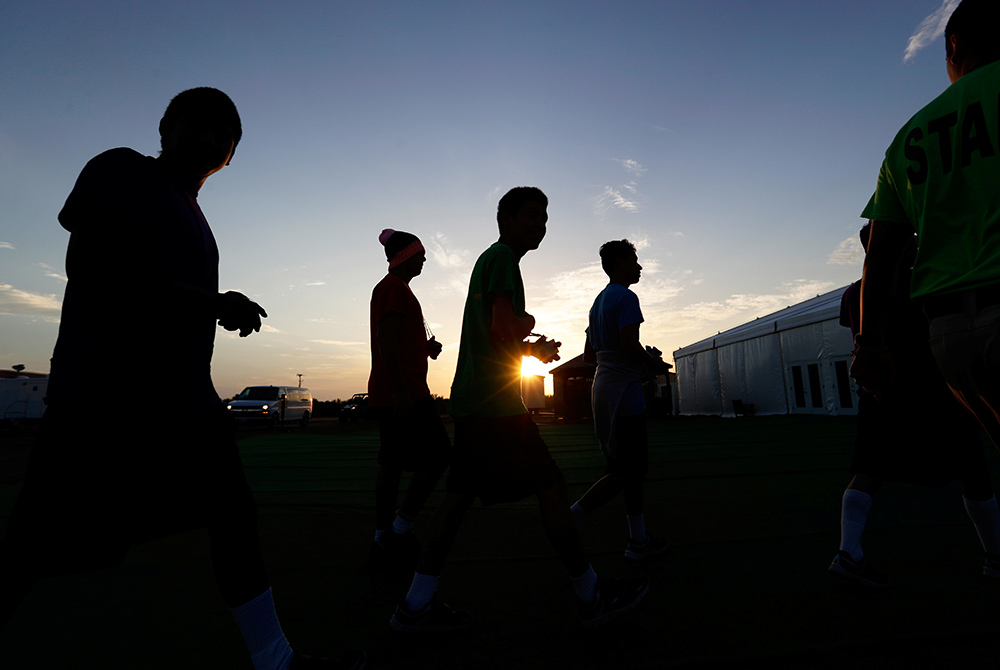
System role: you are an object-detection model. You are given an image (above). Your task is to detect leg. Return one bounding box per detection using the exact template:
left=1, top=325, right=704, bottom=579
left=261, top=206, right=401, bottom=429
left=397, top=465, right=447, bottom=522
left=391, top=492, right=475, bottom=631
left=415, top=492, right=474, bottom=577
left=574, top=474, right=625, bottom=515
left=375, top=464, right=405, bottom=530
left=839, top=473, right=882, bottom=561
left=537, top=480, right=589, bottom=578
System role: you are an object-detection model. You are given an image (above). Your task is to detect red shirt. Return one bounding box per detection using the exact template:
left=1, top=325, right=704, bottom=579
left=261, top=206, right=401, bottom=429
left=367, top=273, right=430, bottom=406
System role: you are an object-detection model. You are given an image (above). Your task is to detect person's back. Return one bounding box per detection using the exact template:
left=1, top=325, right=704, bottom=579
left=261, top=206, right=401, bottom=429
left=449, top=240, right=529, bottom=418
left=49, top=147, right=221, bottom=412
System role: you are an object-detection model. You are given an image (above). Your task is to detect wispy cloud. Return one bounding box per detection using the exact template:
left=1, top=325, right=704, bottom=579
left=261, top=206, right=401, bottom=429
left=427, top=233, right=470, bottom=270
left=662, top=280, right=837, bottom=339
left=595, top=185, right=640, bottom=215
left=616, top=158, right=646, bottom=177
left=38, top=263, right=67, bottom=282
left=0, top=242, right=13, bottom=250
left=904, top=0, right=959, bottom=63
left=305, top=281, right=327, bottom=286
left=0, top=284, right=61, bottom=315
left=310, top=339, right=365, bottom=346
left=594, top=157, right=646, bottom=215
left=827, top=235, right=864, bottom=265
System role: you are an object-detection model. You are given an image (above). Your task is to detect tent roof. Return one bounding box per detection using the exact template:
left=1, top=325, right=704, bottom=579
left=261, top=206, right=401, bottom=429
left=550, top=353, right=595, bottom=376
left=672, top=284, right=851, bottom=358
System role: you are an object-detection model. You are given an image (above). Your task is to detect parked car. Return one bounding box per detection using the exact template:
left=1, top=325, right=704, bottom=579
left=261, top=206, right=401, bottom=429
left=227, top=385, right=313, bottom=428
left=339, top=393, right=371, bottom=423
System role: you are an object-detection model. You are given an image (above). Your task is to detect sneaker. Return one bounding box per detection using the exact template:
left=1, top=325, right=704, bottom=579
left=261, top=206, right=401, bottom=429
left=288, top=649, right=367, bottom=669
left=983, top=552, right=1000, bottom=578
left=389, top=597, right=472, bottom=633
left=625, top=535, right=670, bottom=560
left=579, top=576, right=651, bottom=628
left=828, top=550, right=891, bottom=588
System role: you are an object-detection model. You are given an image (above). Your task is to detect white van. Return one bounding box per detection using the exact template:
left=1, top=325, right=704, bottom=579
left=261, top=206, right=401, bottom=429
left=227, top=385, right=313, bottom=428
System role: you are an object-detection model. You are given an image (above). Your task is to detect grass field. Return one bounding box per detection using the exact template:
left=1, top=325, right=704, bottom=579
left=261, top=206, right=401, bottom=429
left=2, top=415, right=1000, bottom=669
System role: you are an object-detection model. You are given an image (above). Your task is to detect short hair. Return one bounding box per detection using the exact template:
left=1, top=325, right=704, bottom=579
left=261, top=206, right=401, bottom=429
left=159, top=87, right=242, bottom=154
left=599, top=239, right=637, bottom=275
left=496, top=186, right=548, bottom=230
left=945, top=0, right=1000, bottom=65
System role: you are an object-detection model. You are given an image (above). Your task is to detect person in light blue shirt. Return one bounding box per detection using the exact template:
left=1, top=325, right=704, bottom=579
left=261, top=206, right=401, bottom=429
left=571, top=239, right=672, bottom=560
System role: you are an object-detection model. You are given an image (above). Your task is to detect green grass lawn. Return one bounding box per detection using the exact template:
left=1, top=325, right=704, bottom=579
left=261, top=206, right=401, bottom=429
left=2, top=415, right=999, bottom=669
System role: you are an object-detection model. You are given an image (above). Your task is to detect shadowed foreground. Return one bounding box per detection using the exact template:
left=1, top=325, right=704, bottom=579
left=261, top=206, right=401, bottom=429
left=1, top=415, right=998, bottom=669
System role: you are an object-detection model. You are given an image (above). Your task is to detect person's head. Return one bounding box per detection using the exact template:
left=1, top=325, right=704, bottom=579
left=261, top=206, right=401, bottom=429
left=599, top=239, right=641, bottom=286
left=380, top=228, right=426, bottom=280
left=497, top=186, right=548, bottom=254
left=944, top=0, right=1000, bottom=82
left=158, top=88, right=241, bottom=182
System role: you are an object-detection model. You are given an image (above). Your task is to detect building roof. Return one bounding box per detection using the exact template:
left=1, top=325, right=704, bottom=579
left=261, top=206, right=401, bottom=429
left=672, top=285, right=851, bottom=359
left=550, top=353, right=595, bottom=377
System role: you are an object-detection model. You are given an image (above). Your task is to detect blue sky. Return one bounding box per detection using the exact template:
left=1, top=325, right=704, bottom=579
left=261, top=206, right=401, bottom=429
left=0, top=0, right=959, bottom=401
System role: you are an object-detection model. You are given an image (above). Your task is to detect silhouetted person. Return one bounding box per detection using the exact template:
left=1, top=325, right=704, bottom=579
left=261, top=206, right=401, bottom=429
left=851, top=0, right=1000, bottom=580
left=389, top=187, right=649, bottom=633
left=0, top=88, right=364, bottom=670
left=571, top=239, right=672, bottom=559
left=366, top=228, right=450, bottom=577
left=831, top=223, right=1000, bottom=587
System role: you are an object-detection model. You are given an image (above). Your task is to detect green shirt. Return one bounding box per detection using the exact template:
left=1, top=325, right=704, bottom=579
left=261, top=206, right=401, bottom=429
left=449, top=242, right=528, bottom=417
left=862, top=59, right=1000, bottom=299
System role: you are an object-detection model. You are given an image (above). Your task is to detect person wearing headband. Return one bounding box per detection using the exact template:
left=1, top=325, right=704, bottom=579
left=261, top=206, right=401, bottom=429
left=366, top=228, right=450, bottom=580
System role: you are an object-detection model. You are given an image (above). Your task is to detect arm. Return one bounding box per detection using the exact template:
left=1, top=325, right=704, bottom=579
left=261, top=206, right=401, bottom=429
left=491, top=295, right=535, bottom=345
left=849, top=219, right=912, bottom=397
left=583, top=336, right=596, bottom=365
left=621, top=323, right=671, bottom=374
left=491, top=296, right=562, bottom=363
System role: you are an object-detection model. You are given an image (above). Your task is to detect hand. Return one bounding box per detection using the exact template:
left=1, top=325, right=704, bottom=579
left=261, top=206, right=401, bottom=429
left=217, top=291, right=267, bottom=337
left=849, top=345, right=895, bottom=401
left=427, top=336, right=443, bottom=360
left=531, top=335, right=561, bottom=364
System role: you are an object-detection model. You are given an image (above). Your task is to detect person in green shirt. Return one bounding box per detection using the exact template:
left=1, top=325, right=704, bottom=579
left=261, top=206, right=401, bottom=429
left=852, top=0, right=1000, bottom=579
left=390, top=187, right=650, bottom=633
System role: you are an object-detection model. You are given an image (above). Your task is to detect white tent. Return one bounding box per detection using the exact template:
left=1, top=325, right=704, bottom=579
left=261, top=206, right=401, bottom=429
left=672, top=286, right=858, bottom=417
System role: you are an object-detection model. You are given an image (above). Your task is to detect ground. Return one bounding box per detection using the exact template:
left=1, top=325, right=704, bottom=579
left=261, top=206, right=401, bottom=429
left=1, top=414, right=998, bottom=669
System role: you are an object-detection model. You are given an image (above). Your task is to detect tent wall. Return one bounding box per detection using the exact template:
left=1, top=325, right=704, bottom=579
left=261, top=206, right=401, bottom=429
left=675, top=348, right=722, bottom=415
left=718, top=334, right=787, bottom=415
left=674, top=288, right=858, bottom=417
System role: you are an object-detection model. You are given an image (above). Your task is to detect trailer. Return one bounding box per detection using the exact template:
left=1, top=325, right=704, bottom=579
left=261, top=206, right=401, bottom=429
left=0, top=376, right=48, bottom=427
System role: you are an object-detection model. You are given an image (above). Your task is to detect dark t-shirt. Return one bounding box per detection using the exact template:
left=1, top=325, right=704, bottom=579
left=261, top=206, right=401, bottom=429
left=368, top=273, right=430, bottom=406
left=48, top=148, right=221, bottom=412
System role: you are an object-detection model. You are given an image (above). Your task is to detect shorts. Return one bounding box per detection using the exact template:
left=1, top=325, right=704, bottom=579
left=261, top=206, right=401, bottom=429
left=1, top=405, right=257, bottom=576
left=604, top=412, right=649, bottom=479
left=445, top=413, right=564, bottom=506
left=851, top=391, right=988, bottom=485
left=376, top=396, right=451, bottom=471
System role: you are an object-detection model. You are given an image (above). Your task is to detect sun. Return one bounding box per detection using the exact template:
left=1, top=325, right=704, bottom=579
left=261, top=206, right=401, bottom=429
left=520, top=356, right=551, bottom=378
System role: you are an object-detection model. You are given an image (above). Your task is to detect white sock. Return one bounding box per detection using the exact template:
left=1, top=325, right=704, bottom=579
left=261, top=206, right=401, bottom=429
left=840, top=489, right=872, bottom=561
left=571, top=565, right=598, bottom=604
left=405, top=572, right=439, bottom=611
left=964, top=496, right=1000, bottom=556
left=229, top=588, right=294, bottom=670
left=628, top=514, right=647, bottom=543
left=374, top=528, right=387, bottom=545
left=393, top=514, right=415, bottom=535
left=570, top=502, right=588, bottom=525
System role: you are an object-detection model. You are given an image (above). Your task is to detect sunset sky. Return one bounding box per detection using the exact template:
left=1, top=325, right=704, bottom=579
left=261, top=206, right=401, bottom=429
left=0, top=1, right=960, bottom=401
